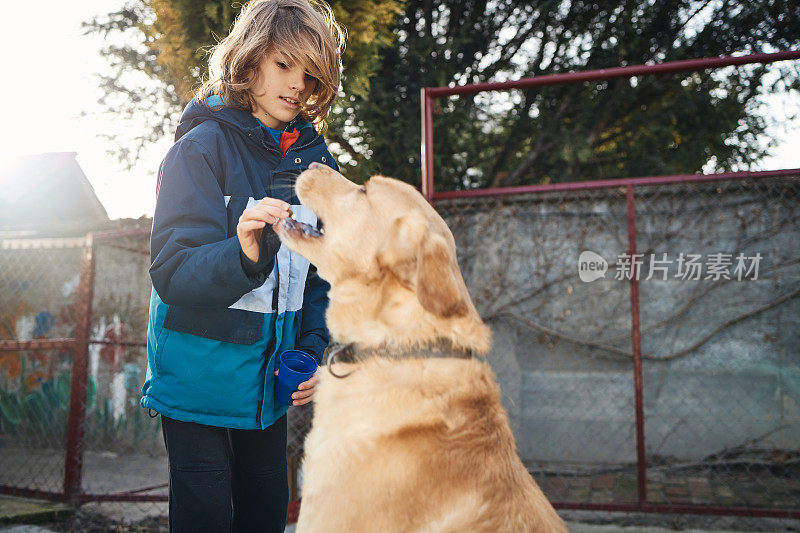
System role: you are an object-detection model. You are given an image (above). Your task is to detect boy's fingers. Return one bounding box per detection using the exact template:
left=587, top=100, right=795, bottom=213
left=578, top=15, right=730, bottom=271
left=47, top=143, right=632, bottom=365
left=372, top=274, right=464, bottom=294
left=297, top=376, right=319, bottom=390
left=237, top=198, right=291, bottom=226
left=237, top=219, right=266, bottom=232
left=258, top=197, right=291, bottom=211
left=240, top=209, right=267, bottom=223
left=292, top=388, right=314, bottom=400
left=246, top=205, right=291, bottom=223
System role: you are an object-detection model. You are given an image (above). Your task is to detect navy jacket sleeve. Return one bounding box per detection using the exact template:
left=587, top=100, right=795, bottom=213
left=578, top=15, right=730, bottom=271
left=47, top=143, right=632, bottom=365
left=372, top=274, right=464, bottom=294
left=295, top=264, right=330, bottom=363
left=149, top=137, right=280, bottom=308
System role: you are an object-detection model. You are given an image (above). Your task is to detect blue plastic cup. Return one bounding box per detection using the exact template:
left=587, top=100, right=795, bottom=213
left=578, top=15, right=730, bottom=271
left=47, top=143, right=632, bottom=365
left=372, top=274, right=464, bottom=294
left=275, top=350, right=318, bottom=406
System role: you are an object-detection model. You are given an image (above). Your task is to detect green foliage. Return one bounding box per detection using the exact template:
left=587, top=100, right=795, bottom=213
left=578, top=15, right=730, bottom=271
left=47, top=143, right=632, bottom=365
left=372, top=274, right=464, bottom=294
left=328, top=0, right=404, bottom=99
left=85, top=0, right=800, bottom=185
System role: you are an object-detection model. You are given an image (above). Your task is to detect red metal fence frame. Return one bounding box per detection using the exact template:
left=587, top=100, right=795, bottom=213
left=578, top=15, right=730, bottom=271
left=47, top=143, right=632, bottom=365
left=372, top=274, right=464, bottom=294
left=0, top=227, right=160, bottom=506
left=421, top=50, right=800, bottom=201
left=0, top=225, right=302, bottom=526
left=421, top=50, right=800, bottom=519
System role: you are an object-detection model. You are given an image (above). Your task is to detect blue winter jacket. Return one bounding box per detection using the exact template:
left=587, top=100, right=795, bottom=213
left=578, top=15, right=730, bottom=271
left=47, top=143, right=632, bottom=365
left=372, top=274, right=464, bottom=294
left=141, top=96, right=335, bottom=429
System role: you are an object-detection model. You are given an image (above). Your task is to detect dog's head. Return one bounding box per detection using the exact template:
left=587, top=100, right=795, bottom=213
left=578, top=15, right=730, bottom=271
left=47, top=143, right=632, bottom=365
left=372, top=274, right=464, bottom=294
left=275, top=164, right=490, bottom=353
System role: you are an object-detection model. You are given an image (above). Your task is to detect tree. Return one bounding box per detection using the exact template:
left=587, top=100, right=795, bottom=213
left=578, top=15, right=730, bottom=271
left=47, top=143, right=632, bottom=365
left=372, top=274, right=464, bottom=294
left=87, top=0, right=800, bottom=187
left=355, top=0, right=800, bottom=189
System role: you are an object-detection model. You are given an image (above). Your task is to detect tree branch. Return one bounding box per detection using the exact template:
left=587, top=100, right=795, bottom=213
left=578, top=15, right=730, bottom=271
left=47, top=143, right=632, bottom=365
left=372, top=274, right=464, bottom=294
left=490, top=285, right=800, bottom=361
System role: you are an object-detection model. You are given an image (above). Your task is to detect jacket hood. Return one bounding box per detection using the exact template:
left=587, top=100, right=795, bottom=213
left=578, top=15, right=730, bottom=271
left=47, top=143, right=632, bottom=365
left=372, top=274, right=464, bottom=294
left=175, top=95, right=314, bottom=143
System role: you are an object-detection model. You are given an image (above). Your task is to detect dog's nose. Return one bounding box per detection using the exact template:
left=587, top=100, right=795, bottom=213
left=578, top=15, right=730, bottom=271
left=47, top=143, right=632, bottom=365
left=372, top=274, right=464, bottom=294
left=309, top=161, right=324, bottom=169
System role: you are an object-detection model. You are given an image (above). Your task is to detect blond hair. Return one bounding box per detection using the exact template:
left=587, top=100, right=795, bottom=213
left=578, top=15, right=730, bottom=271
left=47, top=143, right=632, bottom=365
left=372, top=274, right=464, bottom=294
left=198, top=0, right=345, bottom=129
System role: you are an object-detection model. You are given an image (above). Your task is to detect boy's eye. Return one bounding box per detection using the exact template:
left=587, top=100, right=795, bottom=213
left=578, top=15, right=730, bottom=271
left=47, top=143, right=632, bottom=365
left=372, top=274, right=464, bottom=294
left=277, top=61, right=289, bottom=69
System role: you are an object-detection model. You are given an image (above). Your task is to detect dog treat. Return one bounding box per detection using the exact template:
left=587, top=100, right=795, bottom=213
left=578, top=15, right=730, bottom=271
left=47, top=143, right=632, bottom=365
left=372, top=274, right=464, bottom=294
left=289, top=209, right=296, bottom=220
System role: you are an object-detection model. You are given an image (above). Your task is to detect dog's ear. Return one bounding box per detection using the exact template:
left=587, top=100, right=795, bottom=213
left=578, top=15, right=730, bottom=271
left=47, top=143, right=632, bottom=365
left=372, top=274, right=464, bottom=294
left=376, top=215, right=425, bottom=287
left=378, top=214, right=469, bottom=318
left=415, top=233, right=469, bottom=318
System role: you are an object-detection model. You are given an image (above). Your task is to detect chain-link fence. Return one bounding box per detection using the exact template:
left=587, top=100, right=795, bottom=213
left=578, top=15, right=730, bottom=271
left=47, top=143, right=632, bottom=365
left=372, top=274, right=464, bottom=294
left=80, top=228, right=165, bottom=520
left=0, top=227, right=167, bottom=520
left=421, top=49, right=800, bottom=519
left=436, top=174, right=800, bottom=516
left=0, top=224, right=315, bottom=522
left=1, top=176, right=798, bottom=521
left=0, top=237, right=86, bottom=497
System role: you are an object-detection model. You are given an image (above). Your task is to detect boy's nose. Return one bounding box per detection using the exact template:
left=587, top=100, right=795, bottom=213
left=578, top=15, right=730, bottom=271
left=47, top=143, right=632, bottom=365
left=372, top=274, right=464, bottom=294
left=291, top=72, right=305, bottom=91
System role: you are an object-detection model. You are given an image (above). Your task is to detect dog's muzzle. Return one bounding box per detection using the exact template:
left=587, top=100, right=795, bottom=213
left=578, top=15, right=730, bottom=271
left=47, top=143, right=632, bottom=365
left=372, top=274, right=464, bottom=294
left=280, top=217, right=323, bottom=238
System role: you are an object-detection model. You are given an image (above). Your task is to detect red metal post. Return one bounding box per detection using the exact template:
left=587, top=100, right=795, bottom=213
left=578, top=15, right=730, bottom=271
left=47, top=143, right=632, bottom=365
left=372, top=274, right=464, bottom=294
left=420, top=87, right=435, bottom=203
left=625, top=185, right=647, bottom=506
left=63, top=235, right=95, bottom=504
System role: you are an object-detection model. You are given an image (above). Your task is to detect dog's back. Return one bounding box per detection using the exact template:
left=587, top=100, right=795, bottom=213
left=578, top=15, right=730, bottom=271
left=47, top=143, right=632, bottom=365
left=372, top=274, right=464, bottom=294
left=297, top=357, right=568, bottom=532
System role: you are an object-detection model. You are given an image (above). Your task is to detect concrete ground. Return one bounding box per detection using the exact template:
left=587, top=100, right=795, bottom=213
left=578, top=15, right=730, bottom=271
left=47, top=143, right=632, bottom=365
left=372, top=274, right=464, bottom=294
left=2, top=494, right=799, bottom=533
left=0, top=528, right=747, bottom=533
left=3, top=446, right=799, bottom=531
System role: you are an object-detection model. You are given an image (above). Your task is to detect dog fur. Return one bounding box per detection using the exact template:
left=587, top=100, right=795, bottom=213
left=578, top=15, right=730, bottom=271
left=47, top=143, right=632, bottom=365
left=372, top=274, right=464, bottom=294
left=275, top=164, right=568, bottom=532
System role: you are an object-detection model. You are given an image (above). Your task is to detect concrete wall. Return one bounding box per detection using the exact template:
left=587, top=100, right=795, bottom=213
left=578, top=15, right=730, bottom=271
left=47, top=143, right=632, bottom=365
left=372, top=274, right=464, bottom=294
left=440, top=177, right=800, bottom=465
left=2, top=179, right=798, bottom=466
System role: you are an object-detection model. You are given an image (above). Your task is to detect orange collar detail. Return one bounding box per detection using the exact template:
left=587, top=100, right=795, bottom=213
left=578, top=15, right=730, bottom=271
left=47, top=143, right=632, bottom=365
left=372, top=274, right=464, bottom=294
left=279, top=128, right=300, bottom=155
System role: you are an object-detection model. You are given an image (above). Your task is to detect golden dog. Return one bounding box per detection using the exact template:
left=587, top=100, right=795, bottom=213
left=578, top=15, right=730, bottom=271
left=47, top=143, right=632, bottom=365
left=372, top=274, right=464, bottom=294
left=275, top=163, right=568, bottom=532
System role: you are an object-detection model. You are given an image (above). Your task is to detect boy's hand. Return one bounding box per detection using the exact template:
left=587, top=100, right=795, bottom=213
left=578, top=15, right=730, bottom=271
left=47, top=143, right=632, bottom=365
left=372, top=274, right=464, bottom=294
left=237, top=197, right=291, bottom=263
left=274, top=369, right=320, bottom=406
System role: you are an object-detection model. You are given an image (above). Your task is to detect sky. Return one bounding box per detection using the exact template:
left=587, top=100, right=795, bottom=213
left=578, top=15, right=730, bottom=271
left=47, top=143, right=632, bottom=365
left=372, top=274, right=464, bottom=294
left=1, top=0, right=169, bottom=221
left=0, top=1, right=798, bottom=221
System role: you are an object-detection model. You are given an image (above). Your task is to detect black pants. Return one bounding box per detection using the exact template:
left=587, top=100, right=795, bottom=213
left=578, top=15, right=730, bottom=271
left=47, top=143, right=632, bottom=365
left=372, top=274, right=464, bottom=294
left=161, top=415, right=288, bottom=533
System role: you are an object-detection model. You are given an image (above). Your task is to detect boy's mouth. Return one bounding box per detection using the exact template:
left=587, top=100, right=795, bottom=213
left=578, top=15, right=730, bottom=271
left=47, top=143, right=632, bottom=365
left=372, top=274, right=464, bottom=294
left=280, top=96, right=300, bottom=107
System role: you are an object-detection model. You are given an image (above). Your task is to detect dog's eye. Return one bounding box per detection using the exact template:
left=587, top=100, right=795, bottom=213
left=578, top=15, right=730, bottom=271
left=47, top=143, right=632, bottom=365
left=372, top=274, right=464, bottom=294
left=359, top=186, right=367, bottom=194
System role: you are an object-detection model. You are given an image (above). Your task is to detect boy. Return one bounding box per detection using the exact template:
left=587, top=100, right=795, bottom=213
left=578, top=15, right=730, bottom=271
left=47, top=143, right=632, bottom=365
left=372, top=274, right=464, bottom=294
left=141, top=1, right=345, bottom=531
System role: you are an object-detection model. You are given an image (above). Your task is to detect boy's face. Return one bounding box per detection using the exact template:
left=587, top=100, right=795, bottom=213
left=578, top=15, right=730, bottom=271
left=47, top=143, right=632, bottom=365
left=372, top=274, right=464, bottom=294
left=251, top=50, right=317, bottom=130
